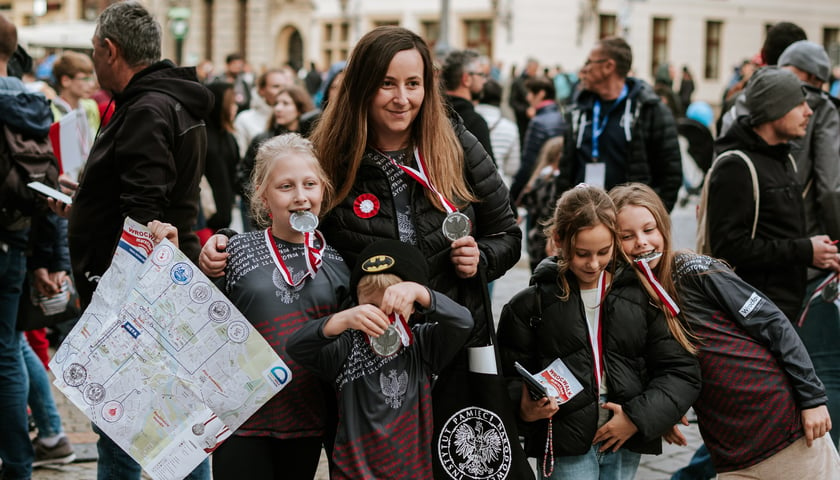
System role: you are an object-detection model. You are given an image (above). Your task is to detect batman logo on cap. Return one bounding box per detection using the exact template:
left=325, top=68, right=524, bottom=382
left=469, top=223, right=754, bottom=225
left=362, top=255, right=395, bottom=273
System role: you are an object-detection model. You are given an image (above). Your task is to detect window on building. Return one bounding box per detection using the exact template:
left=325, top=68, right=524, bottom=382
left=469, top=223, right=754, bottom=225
left=651, top=17, right=670, bottom=78
left=464, top=19, right=492, bottom=57
left=421, top=20, right=439, bottom=54
left=322, top=21, right=350, bottom=68
left=374, top=20, right=399, bottom=27
left=599, top=14, right=616, bottom=39
left=705, top=20, right=722, bottom=80
left=824, top=27, right=840, bottom=65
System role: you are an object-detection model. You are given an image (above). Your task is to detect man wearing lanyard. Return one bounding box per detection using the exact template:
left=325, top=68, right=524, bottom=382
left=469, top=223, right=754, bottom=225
left=557, top=36, right=682, bottom=211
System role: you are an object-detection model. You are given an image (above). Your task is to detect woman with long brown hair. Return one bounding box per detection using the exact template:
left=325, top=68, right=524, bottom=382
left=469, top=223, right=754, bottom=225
left=200, top=26, right=527, bottom=480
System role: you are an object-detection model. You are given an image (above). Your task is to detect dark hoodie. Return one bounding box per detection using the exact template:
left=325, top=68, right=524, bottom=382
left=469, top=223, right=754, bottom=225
left=710, top=115, right=812, bottom=321
left=68, top=60, right=213, bottom=305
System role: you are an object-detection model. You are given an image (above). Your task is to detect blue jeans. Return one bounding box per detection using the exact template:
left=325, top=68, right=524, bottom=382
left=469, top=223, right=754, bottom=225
left=542, top=443, right=641, bottom=480
left=0, top=246, right=33, bottom=479
left=670, top=443, right=716, bottom=480
left=21, top=334, right=63, bottom=438
left=796, top=276, right=840, bottom=447
left=93, top=423, right=210, bottom=480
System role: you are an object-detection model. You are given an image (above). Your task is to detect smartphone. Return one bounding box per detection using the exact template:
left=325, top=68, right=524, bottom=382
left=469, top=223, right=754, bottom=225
left=27, top=181, right=73, bottom=205
left=514, top=361, right=548, bottom=400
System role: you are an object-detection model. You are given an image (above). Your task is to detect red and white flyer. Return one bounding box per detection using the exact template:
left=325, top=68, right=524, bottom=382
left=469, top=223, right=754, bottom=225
left=535, top=358, right=584, bottom=404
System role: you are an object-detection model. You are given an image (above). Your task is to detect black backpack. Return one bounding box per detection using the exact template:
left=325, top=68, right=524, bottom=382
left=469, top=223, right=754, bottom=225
left=0, top=122, right=60, bottom=229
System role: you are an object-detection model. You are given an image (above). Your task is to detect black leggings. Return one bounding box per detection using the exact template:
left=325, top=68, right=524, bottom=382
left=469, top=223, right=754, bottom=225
left=212, top=435, right=322, bottom=480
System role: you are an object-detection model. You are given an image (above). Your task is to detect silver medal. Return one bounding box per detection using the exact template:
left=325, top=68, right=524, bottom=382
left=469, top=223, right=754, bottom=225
left=441, top=211, right=471, bottom=241
left=634, top=251, right=663, bottom=263
left=290, top=211, right=319, bottom=233
left=369, top=323, right=402, bottom=357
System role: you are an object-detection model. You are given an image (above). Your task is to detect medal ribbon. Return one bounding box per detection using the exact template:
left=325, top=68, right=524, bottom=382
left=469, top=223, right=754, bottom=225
left=588, top=271, right=607, bottom=394
left=379, top=148, right=458, bottom=214
left=390, top=312, right=413, bottom=347
left=634, top=257, right=681, bottom=316
left=591, top=84, right=628, bottom=159
left=264, top=228, right=325, bottom=287
left=797, top=272, right=839, bottom=327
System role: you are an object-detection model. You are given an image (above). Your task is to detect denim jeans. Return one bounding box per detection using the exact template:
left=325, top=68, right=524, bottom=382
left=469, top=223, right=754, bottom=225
left=543, top=443, right=641, bottom=480
left=21, top=334, right=63, bottom=438
left=796, top=276, right=840, bottom=447
left=0, top=246, right=33, bottom=479
left=93, top=423, right=210, bottom=480
left=671, top=443, right=716, bottom=480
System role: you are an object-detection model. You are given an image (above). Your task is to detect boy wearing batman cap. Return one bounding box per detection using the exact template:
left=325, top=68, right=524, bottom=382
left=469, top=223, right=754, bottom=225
left=287, top=239, right=473, bottom=479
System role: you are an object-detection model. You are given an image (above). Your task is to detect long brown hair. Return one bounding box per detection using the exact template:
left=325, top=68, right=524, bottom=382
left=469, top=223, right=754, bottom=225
left=310, top=26, right=475, bottom=212
left=610, top=183, right=697, bottom=354
left=544, top=185, right=618, bottom=301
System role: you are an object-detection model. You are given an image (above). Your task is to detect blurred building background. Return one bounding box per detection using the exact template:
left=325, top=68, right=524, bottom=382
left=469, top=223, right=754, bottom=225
left=5, top=0, right=840, bottom=106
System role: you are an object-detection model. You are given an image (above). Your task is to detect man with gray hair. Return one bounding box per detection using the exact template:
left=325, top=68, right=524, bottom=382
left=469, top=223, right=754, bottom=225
left=53, top=2, right=213, bottom=478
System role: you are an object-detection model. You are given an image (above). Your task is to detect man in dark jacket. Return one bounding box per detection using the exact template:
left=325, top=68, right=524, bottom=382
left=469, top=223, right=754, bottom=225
left=558, top=36, right=682, bottom=211
left=709, top=66, right=839, bottom=323
left=57, top=2, right=213, bottom=479
left=0, top=16, right=61, bottom=480
left=441, top=49, right=495, bottom=162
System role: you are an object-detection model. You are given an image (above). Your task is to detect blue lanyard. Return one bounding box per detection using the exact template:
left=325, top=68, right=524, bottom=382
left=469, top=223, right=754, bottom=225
left=591, top=85, right=628, bottom=160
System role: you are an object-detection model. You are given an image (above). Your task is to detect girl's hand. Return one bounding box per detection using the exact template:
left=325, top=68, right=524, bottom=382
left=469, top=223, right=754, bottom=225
left=379, top=282, right=430, bottom=319
left=519, top=384, right=559, bottom=422
left=801, top=405, right=832, bottom=447
left=199, top=234, right=229, bottom=278
left=450, top=235, right=480, bottom=279
left=323, top=305, right=391, bottom=338
left=663, top=416, right=689, bottom=446
left=593, top=402, right=639, bottom=452
left=148, top=220, right=178, bottom=247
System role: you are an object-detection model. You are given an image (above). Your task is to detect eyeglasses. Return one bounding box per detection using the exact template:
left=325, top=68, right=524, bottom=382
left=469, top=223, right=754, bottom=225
left=584, top=58, right=609, bottom=67
left=468, top=71, right=488, bottom=78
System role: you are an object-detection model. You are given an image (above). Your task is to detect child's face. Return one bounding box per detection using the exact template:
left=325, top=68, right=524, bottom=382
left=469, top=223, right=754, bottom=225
left=616, top=205, right=664, bottom=269
left=261, top=153, right=324, bottom=241
left=568, top=223, right=613, bottom=290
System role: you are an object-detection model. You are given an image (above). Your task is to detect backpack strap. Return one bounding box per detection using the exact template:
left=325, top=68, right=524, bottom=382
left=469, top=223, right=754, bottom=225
left=696, top=149, right=759, bottom=254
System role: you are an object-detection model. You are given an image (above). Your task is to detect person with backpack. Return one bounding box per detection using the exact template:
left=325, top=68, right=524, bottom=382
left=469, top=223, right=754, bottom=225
left=706, top=66, right=839, bottom=324
left=0, top=16, right=63, bottom=479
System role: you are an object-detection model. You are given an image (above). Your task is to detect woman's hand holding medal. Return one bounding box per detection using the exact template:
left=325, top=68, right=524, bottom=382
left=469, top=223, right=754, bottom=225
left=450, top=235, right=480, bottom=279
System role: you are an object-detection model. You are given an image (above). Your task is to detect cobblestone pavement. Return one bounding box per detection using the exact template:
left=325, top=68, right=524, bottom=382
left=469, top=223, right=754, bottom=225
left=30, top=199, right=703, bottom=479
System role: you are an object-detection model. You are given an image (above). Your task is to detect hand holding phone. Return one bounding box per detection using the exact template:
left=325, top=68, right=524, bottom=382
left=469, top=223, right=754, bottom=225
left=28, top=181, right=73, bottom=205
left=514, top=361, right=548, bottom=400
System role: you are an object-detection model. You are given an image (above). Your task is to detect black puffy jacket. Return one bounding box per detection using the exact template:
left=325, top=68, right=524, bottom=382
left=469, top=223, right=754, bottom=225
left=321, top=120, right=521, bottom=345
left=558, top=77, right=682, bottom=211
left=498, top=258, right=700, bottom=457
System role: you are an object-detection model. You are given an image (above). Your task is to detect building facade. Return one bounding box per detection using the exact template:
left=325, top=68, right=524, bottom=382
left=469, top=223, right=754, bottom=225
left=5, top=0, right=840, bottom=105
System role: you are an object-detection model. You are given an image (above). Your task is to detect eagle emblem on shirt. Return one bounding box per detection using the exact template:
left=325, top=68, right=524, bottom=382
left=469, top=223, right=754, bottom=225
left=380, top=369, right=408, bottom=408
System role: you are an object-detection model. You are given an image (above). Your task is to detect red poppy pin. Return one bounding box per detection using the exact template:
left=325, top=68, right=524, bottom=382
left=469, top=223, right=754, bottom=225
left=354, top=193, right=380, bottom=219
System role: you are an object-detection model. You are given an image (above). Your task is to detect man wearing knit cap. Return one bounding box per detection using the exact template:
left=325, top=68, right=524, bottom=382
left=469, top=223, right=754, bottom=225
left=779, top=39, right=840, bottom=449
left=704, top=65, right=840, bottom=476
left=708, top=66, right=840, bottom=324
